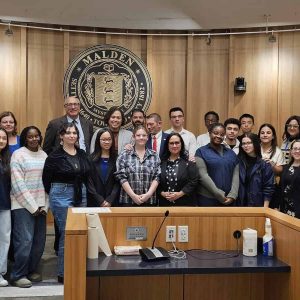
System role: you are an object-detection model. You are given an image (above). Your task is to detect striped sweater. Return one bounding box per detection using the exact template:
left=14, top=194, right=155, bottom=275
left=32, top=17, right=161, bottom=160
left=10, top=146, right=49, bottom=213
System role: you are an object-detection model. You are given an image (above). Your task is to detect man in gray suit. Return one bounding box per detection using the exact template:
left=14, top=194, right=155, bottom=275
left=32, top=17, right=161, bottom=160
left=43, top=96, right=93, bottom=154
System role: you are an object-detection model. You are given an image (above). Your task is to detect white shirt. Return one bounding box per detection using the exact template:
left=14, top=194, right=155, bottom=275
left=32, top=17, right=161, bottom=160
left=165, top=127, right=197, bottom=156
left=223, top=138, right=240, bottom=155
left=196, top=132, right=210, bottom=148
left=261, top=146, right=285, bottom=165
left=67, top=116, right=86, bottom=151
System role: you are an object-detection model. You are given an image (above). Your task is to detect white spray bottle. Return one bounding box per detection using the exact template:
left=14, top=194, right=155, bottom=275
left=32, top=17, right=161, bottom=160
left=263, top=218, right=274, bottom=256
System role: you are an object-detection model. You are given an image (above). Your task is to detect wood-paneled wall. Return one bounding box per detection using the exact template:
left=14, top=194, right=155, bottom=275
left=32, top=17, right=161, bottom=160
left=1, top=25, right=300, bottom=139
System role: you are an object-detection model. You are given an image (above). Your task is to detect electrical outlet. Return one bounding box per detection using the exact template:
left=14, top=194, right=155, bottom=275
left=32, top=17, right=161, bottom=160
left=166, top=226, right=176, bottom=242
left=178, top=225, right=188, bottom=242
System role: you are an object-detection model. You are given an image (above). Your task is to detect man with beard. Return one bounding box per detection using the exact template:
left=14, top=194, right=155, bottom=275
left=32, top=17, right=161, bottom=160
left=130, top=109, right=145, bottom=129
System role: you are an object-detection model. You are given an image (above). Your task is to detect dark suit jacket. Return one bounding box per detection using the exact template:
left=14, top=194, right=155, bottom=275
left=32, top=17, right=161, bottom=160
left=43, top=115, right=93, bottom=154
left=146, top=132, right=169, bottom=159
left=87, top=157, right=120, bottom=207
left=158, top=158, right=199, bottom=206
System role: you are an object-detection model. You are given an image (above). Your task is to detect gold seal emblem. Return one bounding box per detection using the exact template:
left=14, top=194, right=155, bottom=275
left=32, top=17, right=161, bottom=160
left=63, top=44, right=152, bottom=129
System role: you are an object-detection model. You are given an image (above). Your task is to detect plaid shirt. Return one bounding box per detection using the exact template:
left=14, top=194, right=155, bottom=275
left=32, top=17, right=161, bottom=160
left=115, top=148, right=161, bottom=205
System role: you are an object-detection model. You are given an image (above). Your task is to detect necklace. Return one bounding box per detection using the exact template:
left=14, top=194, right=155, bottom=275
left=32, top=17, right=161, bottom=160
left=63, top=146, right=77, bottom=156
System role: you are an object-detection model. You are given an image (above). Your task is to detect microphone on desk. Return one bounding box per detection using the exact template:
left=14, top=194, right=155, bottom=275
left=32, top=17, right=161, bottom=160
left=139, top=210, right=170, bottom=262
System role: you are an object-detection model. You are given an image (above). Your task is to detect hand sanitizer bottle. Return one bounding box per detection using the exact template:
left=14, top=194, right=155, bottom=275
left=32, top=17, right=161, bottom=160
left=263, top=218, right=274, bottom=256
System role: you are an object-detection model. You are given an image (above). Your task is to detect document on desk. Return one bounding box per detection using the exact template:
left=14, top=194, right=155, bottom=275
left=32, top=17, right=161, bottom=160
left=72, top=207, right=112, bottom=213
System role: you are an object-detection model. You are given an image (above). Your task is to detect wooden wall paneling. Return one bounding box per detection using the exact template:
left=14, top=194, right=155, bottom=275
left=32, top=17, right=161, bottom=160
left=69, top=32, right=106, bottom=61
left=146, top=36, right=187, bottom=130
left=184, top=273, right=264, bottom=300
left=99, top=213, right=265, bottom=251
left=64, top=234, right=87, bottom=300
left=0, top=25, right=26, bottom=129
left=99, top=275, right=170, bottom=300
left=264, top=217, right=300, bottom=300
left=188, top=35, right=230, bottom=136
left=27, top=29, right=65, bottom=135
left=109, top=34, right=143, bottom=59
left=186, top=35, right=194, bottom=133
left=228, top=34, right=279, bottom=133
left=277, top=32, right=300, bottom=141
left=64, top=32, right=70, bottom=72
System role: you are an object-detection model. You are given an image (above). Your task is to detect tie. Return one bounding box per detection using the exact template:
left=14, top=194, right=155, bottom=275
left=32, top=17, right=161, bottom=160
left=152, top=135, right=157, bottom=152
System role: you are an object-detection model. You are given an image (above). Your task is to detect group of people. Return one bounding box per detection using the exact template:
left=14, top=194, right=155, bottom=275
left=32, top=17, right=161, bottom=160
left=0, top=97, right=299, bottom=288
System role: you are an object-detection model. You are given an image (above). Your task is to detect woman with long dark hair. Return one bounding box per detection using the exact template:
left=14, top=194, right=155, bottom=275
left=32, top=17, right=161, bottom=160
left=276, top=139, right=300, bottom=218
left=259, top=123, right=284, bottom=175
left=90, top=106, right=132, bottom=154
left=10, top=126, right=48, bottom=288
left=195, top=123, right=239, bottom=206
left=158, top=133, right=198, bottom=206
left=281, top=115, right=300, bottom=164
left=238, top=133, right=274, bottom=207
left=0, top=128, right=11, bottom=287
left=43, top=122, right=91, bottom=283
left=0, top=111, right=20, bottom=154
left=88, top=128, right=120, bottom=207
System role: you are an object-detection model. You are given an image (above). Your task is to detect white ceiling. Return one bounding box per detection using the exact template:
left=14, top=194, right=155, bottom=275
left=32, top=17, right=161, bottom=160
left=0, top=0, right=299, bottom=30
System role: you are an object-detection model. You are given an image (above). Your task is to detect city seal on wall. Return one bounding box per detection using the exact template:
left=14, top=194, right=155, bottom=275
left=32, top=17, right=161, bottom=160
left=63, top=44, right=152, bottom=129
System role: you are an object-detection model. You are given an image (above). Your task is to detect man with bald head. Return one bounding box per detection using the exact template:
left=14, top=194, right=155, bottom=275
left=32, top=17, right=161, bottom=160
left=43, top=96, right=93, bottom=154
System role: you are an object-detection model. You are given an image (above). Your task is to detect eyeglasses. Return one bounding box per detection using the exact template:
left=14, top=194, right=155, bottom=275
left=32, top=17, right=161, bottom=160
left=291, top=147, right=300, bottom=152
left=241, top=141, right=253, bottom=146
left=65, top=103, right=80, bottom=108
left=100, top=138, right=112, bottom=143
left=286, top=124, right=299, bottom=129
left=169, top=141, right=181, bottom=145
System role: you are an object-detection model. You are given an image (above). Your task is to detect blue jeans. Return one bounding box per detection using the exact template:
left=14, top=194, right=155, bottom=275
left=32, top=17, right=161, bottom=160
left=49, top=183, right=87, bottom=277
left=0, top=210, right=11, bottom=276
left=10, top=209, right=46, bottom=281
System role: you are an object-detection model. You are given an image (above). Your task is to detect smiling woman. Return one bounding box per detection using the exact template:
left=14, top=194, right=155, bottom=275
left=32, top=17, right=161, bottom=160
left=115, top=125, right=161, bottom=206
left=238, top=133, right=275, bottom=207
left=10, top=126, right=48, bottom=288
left=158, top=133, right=199, bottom=206
left=42, top=122, right=93, bottom=283
left=195, top=123, right=239, bottom=207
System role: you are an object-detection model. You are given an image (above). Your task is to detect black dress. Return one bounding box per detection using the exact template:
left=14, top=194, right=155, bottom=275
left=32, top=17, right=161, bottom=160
left=278, top=164, right=300, bottom=218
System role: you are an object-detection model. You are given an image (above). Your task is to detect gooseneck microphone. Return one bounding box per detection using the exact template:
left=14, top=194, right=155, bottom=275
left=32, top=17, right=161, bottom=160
left=152, top=210, right=169, bottom=249
left=139, top=210, right=170, bottom=261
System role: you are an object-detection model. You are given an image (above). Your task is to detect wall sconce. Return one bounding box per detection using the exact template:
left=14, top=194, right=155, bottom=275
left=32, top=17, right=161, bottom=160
left=206, top=34, right=211, bottom=45
left=268, top=31, right=276, bottom=43
left=4, top=22, right=13, bottom=37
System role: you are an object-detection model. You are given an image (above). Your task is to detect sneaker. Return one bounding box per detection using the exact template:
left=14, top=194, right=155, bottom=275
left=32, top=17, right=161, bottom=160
left=28, top=272, right=42, bottom=282
left=0, top=275, right=8, bottom=287
left=11, top=277, right=32, bottom=288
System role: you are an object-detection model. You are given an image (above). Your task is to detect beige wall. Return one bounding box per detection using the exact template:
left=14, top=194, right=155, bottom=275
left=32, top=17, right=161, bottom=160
left=1, top=26, right=300, bottom=140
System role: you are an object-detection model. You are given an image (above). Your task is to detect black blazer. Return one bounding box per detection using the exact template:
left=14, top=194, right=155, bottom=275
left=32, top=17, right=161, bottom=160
left=43, top=115, right=93, bottom=154
left=87, top=157, right=120, bottom=207
left=158, top=158, right=199, bottom=206
left=146, top=132, right=169, bottom=159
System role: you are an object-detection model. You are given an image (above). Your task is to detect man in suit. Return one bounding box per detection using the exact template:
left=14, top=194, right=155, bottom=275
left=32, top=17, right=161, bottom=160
left=43, top=96, right=93, bottom=154
left=146, top=113, right=168, bottom=159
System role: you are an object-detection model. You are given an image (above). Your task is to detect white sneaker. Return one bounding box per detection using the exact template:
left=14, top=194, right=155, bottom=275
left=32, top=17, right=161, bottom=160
left=0, top=275, right=8, bottom=287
